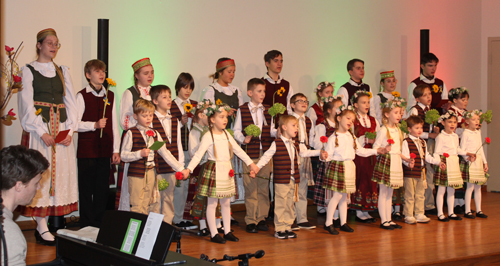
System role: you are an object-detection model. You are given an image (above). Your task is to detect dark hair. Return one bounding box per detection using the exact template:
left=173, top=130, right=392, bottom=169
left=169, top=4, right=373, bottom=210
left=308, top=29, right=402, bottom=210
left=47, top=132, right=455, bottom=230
left=449, top=88, right=470, bottom=102
left=84, top=59, right=106, bottom=83
left=420, top=53, right=439, bottom=65
left=247, top=78, right=265, bottom=91
left=1, top=145, right=49, bottom=191
left=264, top=50, right=283, bottom=64
left=323, top=100, right=341, bottom=119
left=209, top=57, right=232, bottom=80
left=352, top=93, right=370, bottom=105
left=406, top=115, right=424, bottom=129
left=413, top=83, right=431, bottom=99
left=150, top=84, right=171, bottom=103
left=174, top=72, right=195, bottom=94
left=290, top=93, right=307, bottom=104
left=347, top=59, right=364, bottom=72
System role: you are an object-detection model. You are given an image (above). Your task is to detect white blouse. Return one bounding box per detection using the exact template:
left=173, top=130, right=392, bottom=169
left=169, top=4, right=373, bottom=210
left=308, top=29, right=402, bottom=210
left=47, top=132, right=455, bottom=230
left=119, top=86, right=151, bottom=131
left=373, top=125, right=402, bottom=155
left=460, top=129, right=487, bottom=163
left=306, top=102, right=321, bottom=127
left=433, top=131, right=467, bottom=163
left=324, top=131, right=378, bottom=162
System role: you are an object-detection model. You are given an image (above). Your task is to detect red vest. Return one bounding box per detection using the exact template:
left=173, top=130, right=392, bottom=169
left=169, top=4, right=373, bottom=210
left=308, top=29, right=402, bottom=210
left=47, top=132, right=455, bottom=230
left=77, top=88, right=114, bottom=158
left=170, top=100, right=197, bottom=151
left=412, top=105, right=431, bottom=133
left=411, top=77, right=445, bottom=113
left=239, top=102, right=273, bottom=159
left=273, top=138, right=300, bottom=184
left=151, top=114, right=180, bottom=174
left=262, top=78, right=290, bottom=111
left=126, top=127, right=158, bottom=178
left=354, top=115, right=376, bottom=148
left=311, top=103, right=324, bottom=125
left=402, top=137, right=426, bottom=178
left=322, top=120, right=336, bottom=138
left=292, top=116, right=312, bottom=148
left=340, top=80, right=370, bottom=107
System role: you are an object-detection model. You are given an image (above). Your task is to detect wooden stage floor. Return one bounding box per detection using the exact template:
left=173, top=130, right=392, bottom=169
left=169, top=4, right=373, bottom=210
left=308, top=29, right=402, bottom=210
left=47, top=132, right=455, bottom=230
left=24, top=192, right=500, bottom=265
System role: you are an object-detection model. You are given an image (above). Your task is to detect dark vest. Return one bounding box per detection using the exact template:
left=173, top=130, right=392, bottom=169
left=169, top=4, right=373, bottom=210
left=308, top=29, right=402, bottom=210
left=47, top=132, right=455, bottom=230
left=340, top=80, right=370, bottom=107
left=151, top=114, right=180, bottom=174
left=273, top=138, right=300, bottom=184
left=378, top=93, right=389, bottom=104
left=411, top=77, right=445, bottom=113
left=126, top=127, right=158, bottom=178
left=239, top=103, right=273, bottom=159
left=212, top=86, right=239, bottom=109
left=27, top=64, right=67, bottom=122
left=402, top=137, right=426, bottom=178
left=127, top=86, right=143, bottom=105
left=354, top=115, right=377, bottom=148
left=322, top=120, right=336, bottom=138
left=412, top=105, right=431, bottom=133
left=170, top=100, right=197, bottom=151
left=262, top=77, right=290, bottom=111
left=76, top=88, right=114, bottom=158
left=311, top=103, right=324, bottom=125
left=292, top=116, right=312, bottom=148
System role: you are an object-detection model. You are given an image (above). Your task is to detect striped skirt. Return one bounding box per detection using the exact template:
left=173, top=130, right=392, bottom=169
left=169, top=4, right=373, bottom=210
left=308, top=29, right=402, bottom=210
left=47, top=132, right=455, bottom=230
left=434, top=155, right=463, bottom=188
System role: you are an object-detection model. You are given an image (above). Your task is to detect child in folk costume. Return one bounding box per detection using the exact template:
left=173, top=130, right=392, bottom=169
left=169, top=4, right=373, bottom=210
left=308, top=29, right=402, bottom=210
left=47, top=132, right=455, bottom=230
left=251, top=115, right=327, bottom=239
left=460, top=110, right=489, bottom=219
left=373, top=71, right=398, bottom=124
left=312, top=96, right=342, bottom=217
left=181, top=103, right=259, bottom=244
left=323, top=105, right=388, bottom=235
left=306, top=81, right=335, bottom=126
left=350, top=90, right=380, bottom=223
left=372, top=97, right=406, bottom=230
left=432, top=110, right=476, bottom=222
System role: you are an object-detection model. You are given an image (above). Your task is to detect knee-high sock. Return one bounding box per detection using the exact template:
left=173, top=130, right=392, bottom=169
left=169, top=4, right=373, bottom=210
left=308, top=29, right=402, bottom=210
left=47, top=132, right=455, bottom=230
left=36, top=217, right=54, bottom=241
left=216, top=218, right=221, bottom=228
left=385, top=187, right=393, bottom=222
left=199, top=219, right=207, bottom=230
left=338, top=192, right=348, bottom=225
left=473, top=184, right=482, bottom=212
left=378, top=185, right=388, bottom=223
left=465, top=182, right=474, bottom=214
left=436, top=186, right=446, bottom=217
left=356, top=210, right=364, bottom=219
left=326, top=192, right=343, bottom=226
left=206, top=198, right=219, bottom=237
left=220, top=198, right=231, bottom=234
left=334, top=210, right=339, bottom=219
left=447, top=187, right=455, bottom=215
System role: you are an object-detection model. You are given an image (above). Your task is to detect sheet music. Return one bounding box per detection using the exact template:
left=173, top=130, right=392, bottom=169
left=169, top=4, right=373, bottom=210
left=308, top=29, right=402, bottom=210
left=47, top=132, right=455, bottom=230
left=135, top=212, right=164, bottom=260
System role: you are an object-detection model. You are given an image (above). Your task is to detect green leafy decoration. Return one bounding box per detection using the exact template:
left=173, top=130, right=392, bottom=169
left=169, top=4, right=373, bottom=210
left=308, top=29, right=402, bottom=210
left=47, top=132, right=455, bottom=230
left=365, top=131, right=377, bottom=140
left=399, top=120, right=409, bottom=134
left=480, top=110, right=492, bottom=124
left=425, top=109, right=440, bottom=125
left=158, top=178, right=169, bottom=191
left=268, top=103, right=286, bottom=117
left=244, top=124, right=261, bottom=137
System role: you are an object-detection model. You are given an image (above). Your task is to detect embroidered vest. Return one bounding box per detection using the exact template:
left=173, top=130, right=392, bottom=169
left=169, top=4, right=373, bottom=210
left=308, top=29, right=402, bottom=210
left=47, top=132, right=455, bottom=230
left=311, top=103, right=324, bottom=125
left=412, top=105, right=431, bottom=132
left=239, top=102, right=273, bottom=159
left=273, top=138, right=300, bottom=184
left=354, top=115, right=377, bottom=148
left=402, top=137, right=426, bottom=178
left=262, top=78, right=290, bottom=111
left=151, top=115, right=179, bottom=174
left=411, top=77, right=445, bottom=112
left=340, top=81, right=370, bottom=107
left=126, top=127, right=158, bottom=178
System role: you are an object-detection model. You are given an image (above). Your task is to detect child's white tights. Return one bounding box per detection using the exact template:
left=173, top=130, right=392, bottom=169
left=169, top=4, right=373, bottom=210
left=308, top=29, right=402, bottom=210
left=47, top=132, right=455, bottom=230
left=465, top=182, right=482, bottom=214
left=436, top=186, right=455, bottom=216
left=326, top=192, right=348, bottom=226
left=378, top=185, right=393, bottom=224
left=206, top=197, right=231, bottom=237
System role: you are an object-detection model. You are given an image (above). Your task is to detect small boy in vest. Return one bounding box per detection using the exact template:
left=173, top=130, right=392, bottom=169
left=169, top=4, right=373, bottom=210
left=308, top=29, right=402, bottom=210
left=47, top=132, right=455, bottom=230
left=120, top=99, right=184, bottom=215
left=401, top=115, right=440, bottom=224
left=149, top=85, right=185, bottom=224
left=76, top=59, right=121, bottom=228
left=289, top=93, right=316, bottom=230
left=234, top=78, right=273, bottom=234
left=252, top=115, right=327, bottom=239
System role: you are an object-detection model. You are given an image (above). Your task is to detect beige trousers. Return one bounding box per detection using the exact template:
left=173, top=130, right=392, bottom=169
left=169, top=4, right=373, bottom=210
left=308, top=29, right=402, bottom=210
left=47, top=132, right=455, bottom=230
left=403, top=173, right=426, bottom=217
left=274, top=180, right=296, bottom=232
left=129, top=168, right=156, bottom=215
left=243, top=154, right=272, bottom=225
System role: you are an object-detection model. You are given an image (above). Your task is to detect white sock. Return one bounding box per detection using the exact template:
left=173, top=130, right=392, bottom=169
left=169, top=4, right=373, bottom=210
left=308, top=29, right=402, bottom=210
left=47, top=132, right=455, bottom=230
left=199, top=220, right=207, bottom=230
left=458, top=198, right=464, bottom=206
left=338, top=193, right=348, bottom=225
left=465, top=183, right=474, bottom=214
left=363, top=211, right=373, bottom=219
left=447, top=187, right=455, bottom=216
left=436, top=186, right=446, bottom=217
left=378, top=186, right=388, bottom=223
left=394, top=205, right=401, bottom=213
left=454, top=198, right=460, bottom=207
left=356, top=210, right=365, bottom=219
left=216, top=218, right=222, bottom=228
left=474, top=184, right=482, bottom=212
left=36, top=217, right=55, bottom=241
left=220, top=198, right=231, bottom=234
left=334, top=209, right=339, bottom=219
left=206, top=198, right=219, bottom=237
left=317, top=206, right=326, bottom=212
left=326, top=193, right=342, bottom=226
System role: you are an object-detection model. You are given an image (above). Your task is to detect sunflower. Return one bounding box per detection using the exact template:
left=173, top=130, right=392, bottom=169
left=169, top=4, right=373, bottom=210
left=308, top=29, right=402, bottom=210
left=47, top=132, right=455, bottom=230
left=432, top=84, right=439, bottom=93
left=106, top=78, right=117, bottom=87
left=367, top=91, right=373, bottom=98
left=184, top=103, right=193, bottom=113
left=277, top=87, right=285, bottom=97
left=216, top=99, right=222, bottom=105
left=35, top=108, right=42, bottom=115
left=392, top=91, right=400, bottom=97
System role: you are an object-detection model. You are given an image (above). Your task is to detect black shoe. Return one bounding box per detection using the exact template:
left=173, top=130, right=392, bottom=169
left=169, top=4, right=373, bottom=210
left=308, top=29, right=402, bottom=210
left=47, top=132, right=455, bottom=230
left=224, top=232, right=239, bottom=242
left=285, top=230, right=297, bottom=238
left=256, top=221, right=269, bottom=231
left=230, top=219, right=239, bottom=226
left=324, top=224, right=339, bottom=235
left=210, top=234, right=226, bottom=244
left=275, top=231, right=288, bottom=239
left=317, top=210, right=327, bottom=216
left=476, top=211, right=488, bottom=218
left=333, top=219, right=341, bottom=228
left=355, top=216, right=371, bottom=223
left=197, top=228, right=210, bottom=236
left=380, top=222, right=394, bottom=230
left=464, top=212, right=475, bottom=219
left=388, top=221, right=402, bottom=229
left=425, top=208, right=438, bottom=216
left=217, top=227, right=234, bottom=234
left=392, top=212, right=403, bottom=221
left=368, top=217, right=377, bottom=223
left=183, top=221, right=198, bottom=230
left=339, top=223, right=354, bottom=232
left=175, top=221, right=187, bottom=228
left=291, top=221, right=299, bottom=231
left=246, top=224, right=258, bottom=233
left=35, top=230, right=56, bottom=246
left=438, top=215, right=450, bottom=222
left=448, top=214, right=462, bottom=221
left=297, top=222, right=316, bottom=229
left=454, top=205, right=465, bottom=215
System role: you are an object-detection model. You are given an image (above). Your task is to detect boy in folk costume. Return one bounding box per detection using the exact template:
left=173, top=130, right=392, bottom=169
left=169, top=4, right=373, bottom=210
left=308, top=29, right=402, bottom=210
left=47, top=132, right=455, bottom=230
left=336, top=59, right=374, bottom=113
left=233, top=78, right=273, bottom=234
left=252, top=115, right=327, bottom=239
left=262, top=50, right=294, bottom=114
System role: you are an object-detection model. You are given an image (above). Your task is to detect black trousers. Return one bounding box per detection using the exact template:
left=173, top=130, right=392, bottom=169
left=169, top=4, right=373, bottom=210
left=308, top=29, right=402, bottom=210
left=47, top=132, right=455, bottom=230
left=77, top=157, right=111, bottom=228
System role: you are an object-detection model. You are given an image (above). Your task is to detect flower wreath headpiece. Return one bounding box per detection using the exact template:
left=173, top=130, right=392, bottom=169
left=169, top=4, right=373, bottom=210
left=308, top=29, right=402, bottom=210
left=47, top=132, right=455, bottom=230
left=448, top=87, right=468, bottom=98
left=438, top=110, right=458, bottom=123
left=380, top=97, right=407, bottom=109
left=315, top=81, right=335, bottom=93
left=322, top=95, right=342, bottom=104
left=204, top=101, right=231, bottom=117
left=195, top=99, right=213, bottom=113
left=336, top=104, right=355, bottom=115
left=350, top=90, right=372, bottom=104
left=463, top=109, right=483, bottom=119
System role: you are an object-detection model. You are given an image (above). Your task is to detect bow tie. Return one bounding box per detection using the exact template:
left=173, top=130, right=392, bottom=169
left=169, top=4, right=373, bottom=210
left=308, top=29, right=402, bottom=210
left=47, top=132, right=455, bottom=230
left=160, top=114, right=172, bottom=121
left=251, top=106, right=264, bottom=113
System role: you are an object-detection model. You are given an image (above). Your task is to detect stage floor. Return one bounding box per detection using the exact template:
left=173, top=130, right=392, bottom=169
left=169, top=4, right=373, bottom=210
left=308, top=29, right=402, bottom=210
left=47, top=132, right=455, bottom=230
left=24, top=192, right=500, bottom=265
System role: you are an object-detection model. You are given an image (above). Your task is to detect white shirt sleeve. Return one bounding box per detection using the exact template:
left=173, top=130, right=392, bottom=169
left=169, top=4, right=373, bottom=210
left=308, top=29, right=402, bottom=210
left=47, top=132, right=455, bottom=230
left=236, top=87, right=244, bottom=106
left=188, top=129, right=200, bottom=158
left=313, top=124, right=326, bottom=150
left=112, top=96, right=121, bottom=154
left=60, top=66, right=78, bottom=135
left=373, top=126, right=388, bottom=149
left=441, top=82, right=448, bottom=100
left=323, top=133, right=337, bottom=161
left=407, top=82, right=417, bottom=112
left=229, top=132, right=254, bottom=166
left=286, top=84, right=294, bottom=115
left=18, top=66, right=47, bottom=138
left=308, top=122, right=316, bottom=148
left=373, top=95, right=382, bottom=124
left=158, top=144, right=184, bottom=172
left=187, top=133, right=212, bottom=172
left=257, top=141, right=276, bottom=169
left=299, top=143, right=321, bottom=157
left=200, top=86, right=215, bottom=103
left=176, top=119, right=184, bottom=165
left=120, top=130, right=142, bottom=162
left=337, top=87, right=348, bottom=107
left=355, top=138, right=378, bottom=157
left=306, top=106, right=318, bottom=127
left=75, top=92, right=96, bottom=132
left=401, top=139, right=410, bottom=167
left=233, top=108, right=245, bottom=144
left=119, top=89, right=136, bottom=130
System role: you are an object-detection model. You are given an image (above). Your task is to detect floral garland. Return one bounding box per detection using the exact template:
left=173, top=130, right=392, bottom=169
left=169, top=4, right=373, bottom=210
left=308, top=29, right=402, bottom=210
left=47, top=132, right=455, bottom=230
left=463, top=109, right=482, bottom=119
left=321, top=95, right=342, bottom=104
left=350, top=89, right=372, bottom=104
left=448, top=86, right=468, bottom=98
left=335, top=104, right=355, bottom=115
left=195, top=99, right=213, bottom=114
left=204, top=100, right=231, bottom=117
left=315, top=81, right=335, bottom=93
left=438, top=109, right=458, bottom=123
left=380, top=97, right=407, bottom=109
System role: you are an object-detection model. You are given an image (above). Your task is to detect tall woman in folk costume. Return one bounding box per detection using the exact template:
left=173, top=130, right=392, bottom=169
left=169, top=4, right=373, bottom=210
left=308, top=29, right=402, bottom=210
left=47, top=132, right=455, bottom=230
left=18, top=28, right=78, bottom=245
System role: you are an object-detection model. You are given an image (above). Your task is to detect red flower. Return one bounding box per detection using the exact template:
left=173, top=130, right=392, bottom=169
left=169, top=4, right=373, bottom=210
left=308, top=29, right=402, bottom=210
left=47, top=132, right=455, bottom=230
left=229, top=169, right=235, bottom=178
left=13, top=75, right=21, bottom=83
left=443, top=153, right=449, bottom=158
left=4, top=46, right=14, bottom=52
left=387, top=139, right=395, bottom=145
left=485, top=137, right=491, bottom=144
left=146, top=130, right=155, bottom=137
left=410, top=153, right=416, bottom=159
left=320, top=136, right=328, bottom=143
left=175, top=172, right=183, bottom=180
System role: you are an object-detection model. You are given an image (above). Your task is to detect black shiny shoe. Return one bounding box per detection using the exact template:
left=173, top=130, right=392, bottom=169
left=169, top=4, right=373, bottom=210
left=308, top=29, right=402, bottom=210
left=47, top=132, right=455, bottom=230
left=35, top=230, right=56, bottom=246
left=246, top=224, right=258, bottom=233
left=333, top=219, right=341, bottom=228
left=230, top=219, right=239, bottom=226
left=339, top=223, right=354, bottom=232
left=464, top=212, right=475, bottom=219
left=454, top=205, right=465, bottom=215
left=380, top=221, right=394, bottom=230
left=448, top=214, right=462, bottom=221
left=217, top=227, right=234, bottom=234
left=388, top=221, right=402, bottom=229
left=224, top=232, right=239, bottom=242
left=476, top=211, right=488, bottom=218
left=256, top=221, right=269, bottom=231
left=392, top=212, right=403, bottom=221
left=197, top=228, right=211, bottom=236
left=324, top=224, right=339, bottom=235
left=355, top=216, right=371, bottom=223
left=438, top=215, right=450, bottom=222
left=210, top=234, right=226, bottom=244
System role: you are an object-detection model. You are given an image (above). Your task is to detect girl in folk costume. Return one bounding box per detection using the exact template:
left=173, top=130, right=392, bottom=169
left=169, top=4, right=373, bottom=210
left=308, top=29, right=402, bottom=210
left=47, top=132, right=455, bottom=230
left=460, top=110, right=489, bottom=219
left=18, top=28, right=78, bottom=245
left=372, top=97, right=406, bottom=230
left=350, top=90, right=380, bottom=223
left=432, top=110, right=476, bottom=222
left=312, top=96, right=342, bottom=216
left=181, top=103, right=259, bottom=244
left=306, top=81, right=335, bottom=126
left=323, top=105, right=388, bottom=235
